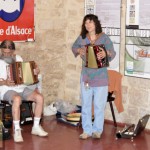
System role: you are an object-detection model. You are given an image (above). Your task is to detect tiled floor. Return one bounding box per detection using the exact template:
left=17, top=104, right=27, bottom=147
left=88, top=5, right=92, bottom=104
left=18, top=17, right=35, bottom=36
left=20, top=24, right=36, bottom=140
left=2, top=116, right=150, bottom=150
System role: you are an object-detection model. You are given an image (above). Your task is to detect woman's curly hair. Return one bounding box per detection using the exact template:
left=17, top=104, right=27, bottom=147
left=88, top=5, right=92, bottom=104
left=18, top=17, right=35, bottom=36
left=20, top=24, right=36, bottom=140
left=80, top=14, right=102, bottom=39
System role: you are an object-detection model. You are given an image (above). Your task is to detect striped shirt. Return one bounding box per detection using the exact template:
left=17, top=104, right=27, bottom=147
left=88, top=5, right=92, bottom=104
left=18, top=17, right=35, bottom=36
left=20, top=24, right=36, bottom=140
left=72, top=33, right=116, bottom=87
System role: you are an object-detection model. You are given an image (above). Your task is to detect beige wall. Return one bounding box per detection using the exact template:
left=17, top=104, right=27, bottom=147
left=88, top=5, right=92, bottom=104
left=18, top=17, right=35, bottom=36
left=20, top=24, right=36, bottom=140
left=15, top=0, right=150, bottom=129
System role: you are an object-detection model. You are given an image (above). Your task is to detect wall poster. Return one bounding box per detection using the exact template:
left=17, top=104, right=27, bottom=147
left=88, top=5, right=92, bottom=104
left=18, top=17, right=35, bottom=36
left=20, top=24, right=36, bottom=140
left=126, top=0, right=139, bottom=29
left=125, top=0, right=150, bottom=79
left=0, top=0, right=34, bottom=42
left=85, top=0, right=121, bottom=71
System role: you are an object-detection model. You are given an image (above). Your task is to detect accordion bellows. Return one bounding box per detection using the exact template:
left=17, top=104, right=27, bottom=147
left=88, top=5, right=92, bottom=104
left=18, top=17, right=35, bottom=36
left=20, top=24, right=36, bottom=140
left=7, top=61, right=39, bottom=85
left=85, top=44, right=109, bottom=68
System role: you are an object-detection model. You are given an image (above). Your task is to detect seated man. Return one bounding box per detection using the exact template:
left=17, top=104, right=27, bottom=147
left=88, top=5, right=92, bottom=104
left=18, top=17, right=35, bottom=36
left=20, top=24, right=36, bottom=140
left=0, top=40, right=48, bottom=142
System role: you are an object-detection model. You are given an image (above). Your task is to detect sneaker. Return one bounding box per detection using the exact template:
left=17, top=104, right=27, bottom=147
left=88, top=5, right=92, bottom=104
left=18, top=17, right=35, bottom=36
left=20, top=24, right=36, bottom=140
left=14, top=129, right=23, bottom=142
left=92, top=132, right=101, bottom=139
left=79, top=133, right=91, bottom=140
left=31, top=125, right=48, bottom=137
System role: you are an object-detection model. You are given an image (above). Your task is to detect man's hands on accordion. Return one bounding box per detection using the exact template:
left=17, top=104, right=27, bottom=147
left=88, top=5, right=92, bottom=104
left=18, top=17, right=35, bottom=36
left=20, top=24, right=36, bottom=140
left=0, top=62, right=40, bottom=86
left=6, top=78, right=15, bottom=86
left=0, top=78, right=15, bottom=86
left=34, top=63, right=40, bottom=75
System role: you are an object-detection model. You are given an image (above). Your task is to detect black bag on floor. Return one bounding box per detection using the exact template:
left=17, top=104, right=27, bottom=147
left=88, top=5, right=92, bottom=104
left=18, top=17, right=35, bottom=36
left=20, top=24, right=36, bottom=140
left=116, top=114, right=150, bottom=140
left=2, top=125, right=11, bottom=140
left=0, top=104, right=11, bottom=140
left=0, top=121, right=11, bottom=140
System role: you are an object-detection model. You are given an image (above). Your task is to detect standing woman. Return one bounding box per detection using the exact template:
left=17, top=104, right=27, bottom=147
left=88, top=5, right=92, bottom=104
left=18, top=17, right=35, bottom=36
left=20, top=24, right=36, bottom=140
left=72, top=14, right=116, bottom=139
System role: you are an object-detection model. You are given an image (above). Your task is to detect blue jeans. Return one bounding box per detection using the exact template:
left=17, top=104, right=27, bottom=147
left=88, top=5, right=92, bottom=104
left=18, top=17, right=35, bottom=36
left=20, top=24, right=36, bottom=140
left=81, top=81, right=108, bottom=135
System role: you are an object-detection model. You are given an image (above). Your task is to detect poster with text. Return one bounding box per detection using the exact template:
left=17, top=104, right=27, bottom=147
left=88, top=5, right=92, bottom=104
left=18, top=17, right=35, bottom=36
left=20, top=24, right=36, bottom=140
left=0, top=0, right=34, bottom=42
left=125, top=0, right=150, bottom=79
left=126, top=0, right=139, bottom=28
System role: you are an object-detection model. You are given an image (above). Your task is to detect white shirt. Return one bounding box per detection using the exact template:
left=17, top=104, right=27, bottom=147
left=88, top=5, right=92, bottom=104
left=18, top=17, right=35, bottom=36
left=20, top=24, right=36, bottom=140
left=0, top=55, right=27, bottom=99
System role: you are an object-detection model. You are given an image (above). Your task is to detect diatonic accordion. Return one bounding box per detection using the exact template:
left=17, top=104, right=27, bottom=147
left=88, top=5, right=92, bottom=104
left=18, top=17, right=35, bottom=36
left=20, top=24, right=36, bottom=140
left=7, top=61, right=39, bottom=85
left=85, top=44, right=109, bottom=69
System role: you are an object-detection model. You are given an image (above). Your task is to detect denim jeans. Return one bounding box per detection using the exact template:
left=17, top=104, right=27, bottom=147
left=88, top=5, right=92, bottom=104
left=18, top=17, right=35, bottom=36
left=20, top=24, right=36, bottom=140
left=81, top=81, right=108, bottom=135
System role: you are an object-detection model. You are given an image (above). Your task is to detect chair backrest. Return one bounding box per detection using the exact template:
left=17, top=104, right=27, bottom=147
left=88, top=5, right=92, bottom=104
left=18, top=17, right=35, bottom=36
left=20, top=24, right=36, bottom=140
left=107, top=92, right=115, bottom=102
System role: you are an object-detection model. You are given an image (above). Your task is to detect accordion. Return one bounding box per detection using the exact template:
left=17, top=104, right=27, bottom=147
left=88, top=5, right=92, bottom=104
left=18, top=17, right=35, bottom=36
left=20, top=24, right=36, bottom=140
left=85, top=44, right=109, bottom=68
left=7, top=61, right=39, bottom=85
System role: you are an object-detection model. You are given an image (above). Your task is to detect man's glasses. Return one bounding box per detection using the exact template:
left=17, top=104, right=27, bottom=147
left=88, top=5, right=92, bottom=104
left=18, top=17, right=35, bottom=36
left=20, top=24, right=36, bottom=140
left=1, top=45, right=14, bottom=50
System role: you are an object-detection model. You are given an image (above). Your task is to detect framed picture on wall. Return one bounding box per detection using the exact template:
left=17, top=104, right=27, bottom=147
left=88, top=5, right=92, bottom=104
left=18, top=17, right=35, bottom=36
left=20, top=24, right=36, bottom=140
left=125, top=0, right=150, bottom=79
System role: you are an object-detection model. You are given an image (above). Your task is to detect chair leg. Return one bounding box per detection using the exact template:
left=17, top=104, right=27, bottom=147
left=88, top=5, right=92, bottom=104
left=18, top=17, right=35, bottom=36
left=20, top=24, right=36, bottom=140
left=109, top=101, right=117, bottom=127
